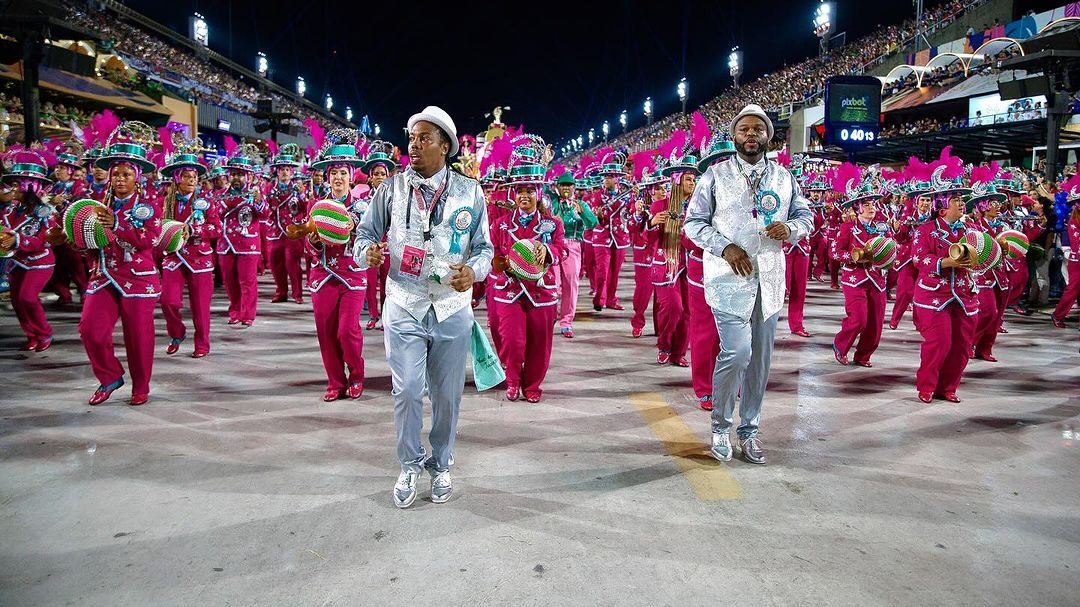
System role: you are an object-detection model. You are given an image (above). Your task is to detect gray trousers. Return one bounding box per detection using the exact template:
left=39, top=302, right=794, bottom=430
left=383, top=301, right=473, bottom=473
left=710, top=291, right=778, bottom=440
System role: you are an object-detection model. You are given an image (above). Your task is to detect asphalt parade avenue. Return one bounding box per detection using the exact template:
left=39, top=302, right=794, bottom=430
left=1, top=268, right=1078, bottom=606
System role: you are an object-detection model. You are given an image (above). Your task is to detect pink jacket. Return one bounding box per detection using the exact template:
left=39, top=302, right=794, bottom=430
left=216, top=188, right=265, bottom=255
left=306, top=196, right=368, bottom=292
left=832, top=220, right=891, bottom=291
left=85, top=194, right=163, bottom=298
left=912, top=216, right=978, bottom=315
left=492, top=210, right=566, bottom=307
left=162, top=193, right=222, bottom=274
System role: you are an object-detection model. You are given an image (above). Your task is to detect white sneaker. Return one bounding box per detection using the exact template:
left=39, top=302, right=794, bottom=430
left=711, top=432, right=733, bottom=462
left=393, top=470, right=419, bottom=509
left=430, top=469, right=453, bottom=504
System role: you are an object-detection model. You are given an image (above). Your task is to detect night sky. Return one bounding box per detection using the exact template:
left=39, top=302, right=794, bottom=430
left=129, top=0, right=921, bottom=148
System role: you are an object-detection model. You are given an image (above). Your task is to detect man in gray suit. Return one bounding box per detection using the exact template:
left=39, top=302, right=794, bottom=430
left=684, top=104, right=815, bottom=465
left=355, top=106, right=493, bottom=508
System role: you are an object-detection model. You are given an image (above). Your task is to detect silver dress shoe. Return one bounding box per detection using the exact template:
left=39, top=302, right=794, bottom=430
left=430, top=469, right=453, bottom=504
left=393, top=470, right=419, bottom=509
left=710, top=431, right=733, bottom=462
left=740, top=436, right=765, bottom=464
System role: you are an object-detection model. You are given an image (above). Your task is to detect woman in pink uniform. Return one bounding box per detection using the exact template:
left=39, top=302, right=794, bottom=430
left=491, top=135, right=567, bottom=403
left=645, top=146, right=699, bottom=366
left=78, top=122, right=163, bottom=406
left=830, top=164, right=891, bottom=368
left=304, top=131, right=369, bottom=402
left=0, top=151, right=59, bottom=352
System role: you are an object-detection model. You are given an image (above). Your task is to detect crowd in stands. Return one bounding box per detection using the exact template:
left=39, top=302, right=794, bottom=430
left=565, top=0, right=991, bottom=162
left=62, top=2, right=342, bottom=131
left=0, top=88, right=95, bottom=137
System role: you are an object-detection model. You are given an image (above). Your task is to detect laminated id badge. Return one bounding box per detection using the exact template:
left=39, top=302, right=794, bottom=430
left=399, top=244, right=427, bottom=281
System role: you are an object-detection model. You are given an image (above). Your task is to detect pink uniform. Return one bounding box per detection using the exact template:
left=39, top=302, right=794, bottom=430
left=911, top=216, right=979, bottom=396
left=80, top=194, right=163, bottom=397
left=629, top=197, right=655, bottom=333
left=215, top=188, right=265, bottom=324
left=889, top=207, right=929, bottom=329
left=1052, top=213, right=1080, bottom=323
left=808, top=206, right=828, bottom=280
left=590, top=189, right=631, bottom=310
left=685, top=237, right=720, bottom=402
left=971, top=216, right=1010, bottom=359
left=645, top=198, right=689, bottom=361
left=161, top=193, right=222, bottom=355
left=492, top=210, right=567, bottom=400
left=307, top=195, right=367, bottom=393
left=6, top=201, right=57, bottom=345
left=832, top=220, right=890, bottom=364
left=783, top=231, right=812, bottom=334
left=263, top=182, right=307, bottom=301
left=45, top=180, right=88, bottom=303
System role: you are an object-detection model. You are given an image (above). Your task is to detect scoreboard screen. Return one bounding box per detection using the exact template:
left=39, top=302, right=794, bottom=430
left=824, top=76, right=882, bottom=149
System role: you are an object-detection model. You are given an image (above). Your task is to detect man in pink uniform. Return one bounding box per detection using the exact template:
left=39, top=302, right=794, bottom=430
left=215, top=144, right=265, bottom=327
left=159, top=144, right=220, bottom=358
left=44, top=149, right=88, bottom=304
left=263, top=145, right=307, bottom=304
left=590, top=152, right=631, bottom=312
left=360, top=142, right=397, bottom=329
left=967, top=163, right=1011, bottom=362
left=889, top=186, right=933, bottom=330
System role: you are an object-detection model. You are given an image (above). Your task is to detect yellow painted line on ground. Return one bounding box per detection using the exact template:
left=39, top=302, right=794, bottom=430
left=630, top=392, right=743, bottom=501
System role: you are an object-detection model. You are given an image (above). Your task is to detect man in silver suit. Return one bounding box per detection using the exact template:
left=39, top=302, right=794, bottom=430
left=684, top=104, right=814, bottom=465
left=354, top=106, right=494, bottom=508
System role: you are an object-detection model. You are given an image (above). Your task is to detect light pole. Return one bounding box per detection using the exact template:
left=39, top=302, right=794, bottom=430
left=588, top=129, right=595, bottom=145
left=346, top=106, right=353, bottom=122
left=728, top=47, right=742, bottom=89
left=644, top=97, right=653, bottom=126
left=602, top=121, right=610, bottom=141
left=325, top=94, right=333, bottom=111
left=296, top=76, right=306, bottom=97
left=677, top=78, right=688, bottom=114
left=256, top=52, right=268, bottom=78
left=814, top=1, right=835, bottom=58
left=619, top=110, right=628, bottom=133
left=189, top=13, right=208, bottom=47
left=374, top=123, right=380, bottom=137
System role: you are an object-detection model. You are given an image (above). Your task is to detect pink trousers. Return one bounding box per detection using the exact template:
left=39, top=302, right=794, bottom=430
left=495, top=299, right=557, bottom=395
left=161, top=266, right=214, bottom=353
left=11, top=267, right=53, bottom=341
left=834, top=281, right=886, bottom=364
left=80, top=287, right=157, bottom=395
left=311, top=281, right=365, bottom=390
left=914, top=304, right=976, bottom=395
left=218, top=253, right=259, bottom=323
left=784, top=249, right=809, bottom=332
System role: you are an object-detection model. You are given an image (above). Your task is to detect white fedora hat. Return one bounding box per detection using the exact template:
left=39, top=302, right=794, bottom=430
left=729, top=104, right=774, bottom=140
left=407, top=105, right=459, bottom=157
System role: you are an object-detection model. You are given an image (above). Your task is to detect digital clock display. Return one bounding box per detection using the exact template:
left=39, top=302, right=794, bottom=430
left=824, top=76, right=882, bottom=150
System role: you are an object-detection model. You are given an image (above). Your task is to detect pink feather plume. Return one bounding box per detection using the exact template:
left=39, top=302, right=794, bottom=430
left=936, top=146, right=965, bottom=180
left=157, top=127, right=174, bottom=156
left=904, top=156, right=932, bottom=183
left=223, top=136, right=238, bottom=158
left=657, top=129, right=689, bottom=163
left=304, top=118, right=325, bottom=152
left=776, top=148, right=792, bottom=168
left=831, top=162, right=862, bottom=195
left=969, top=161, right=1000, bottom=186
left=690, top=111, right=711, bottom=152
left=629, top=149, right=659, bottom=181
left=266, top=139, right=278, bottom=157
